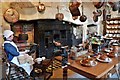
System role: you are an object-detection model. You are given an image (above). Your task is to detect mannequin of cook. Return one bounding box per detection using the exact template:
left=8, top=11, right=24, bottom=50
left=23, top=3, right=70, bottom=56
left=3, top=30, right=33, bottom=75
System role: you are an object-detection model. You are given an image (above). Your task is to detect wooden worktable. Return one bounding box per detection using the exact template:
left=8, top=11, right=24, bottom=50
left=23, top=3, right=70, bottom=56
left=62, top=56, right=119, bottom=79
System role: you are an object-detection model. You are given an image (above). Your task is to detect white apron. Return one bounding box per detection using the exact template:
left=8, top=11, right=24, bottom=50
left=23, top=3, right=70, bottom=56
left=3, top=41, right=33, bottom=75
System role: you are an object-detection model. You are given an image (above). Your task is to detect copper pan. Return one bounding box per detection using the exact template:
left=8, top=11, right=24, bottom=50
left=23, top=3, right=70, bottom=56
left=79, top=5, right=87, bottom=22
left=69, top=0, right=81, bottom=17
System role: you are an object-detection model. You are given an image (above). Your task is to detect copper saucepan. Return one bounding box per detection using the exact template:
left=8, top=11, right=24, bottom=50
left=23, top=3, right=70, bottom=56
left=93, top=0, right=104, bottom=9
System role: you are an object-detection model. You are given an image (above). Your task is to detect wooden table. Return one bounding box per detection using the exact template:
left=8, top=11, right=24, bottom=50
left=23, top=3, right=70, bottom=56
left=62, top=56, right=119, bottom=80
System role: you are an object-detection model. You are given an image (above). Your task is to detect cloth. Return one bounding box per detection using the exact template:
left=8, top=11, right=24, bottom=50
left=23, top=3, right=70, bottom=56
left=3, top=40, right=33, bottom=75
left=11, top=56, right=33, bottom=75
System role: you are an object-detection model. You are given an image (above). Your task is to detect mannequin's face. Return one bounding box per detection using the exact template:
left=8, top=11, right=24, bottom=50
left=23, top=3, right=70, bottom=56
left=8, top=34, right=14, bottom=41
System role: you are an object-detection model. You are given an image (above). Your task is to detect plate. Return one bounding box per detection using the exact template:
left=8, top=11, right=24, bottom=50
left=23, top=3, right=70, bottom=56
left=96, top=57, right=112, bottom=63
left=107, top=53, right=118, bottom=58
left=80, top=60, right=97, bottom=67
left=104, top=49, right=111, bottom=53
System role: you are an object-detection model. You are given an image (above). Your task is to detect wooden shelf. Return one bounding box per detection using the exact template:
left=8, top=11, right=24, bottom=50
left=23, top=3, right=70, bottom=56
left=106, top=23, right=120, bottom=25
left=107, top=28, right=120, bottom=30
left=107, top=17, right=120, bottom=21
left=105, top=17, right=120, bottom=41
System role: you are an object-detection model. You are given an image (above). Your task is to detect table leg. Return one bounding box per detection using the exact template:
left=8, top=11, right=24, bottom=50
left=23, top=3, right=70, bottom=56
left=63, top=67, right=67, bottom=80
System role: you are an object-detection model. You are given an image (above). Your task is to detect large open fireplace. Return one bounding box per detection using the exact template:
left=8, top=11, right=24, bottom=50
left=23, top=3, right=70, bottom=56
left=34, top=19, right=74, bottom=58
left=11, top=19, right=77, bottom=58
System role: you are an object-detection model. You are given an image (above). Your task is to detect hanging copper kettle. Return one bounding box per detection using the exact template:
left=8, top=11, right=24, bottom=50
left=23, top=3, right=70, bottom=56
left=79, top=5, right=87, bottom=22
left=37, top=2, right=45, bottom=12
left=55, top=6, right=64, bottom=21
left=55, top=13, right=64, bottom=21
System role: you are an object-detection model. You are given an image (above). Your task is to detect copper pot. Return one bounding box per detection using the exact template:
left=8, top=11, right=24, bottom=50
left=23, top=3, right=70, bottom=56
left=37, top=3, right=45, bottom=12
left=93, top=0, right=104, bottom=9
left=69, top=0, right=81, bottom=8
left=69, top=1, right=81, bottom=17
left=93, top=15, right=98, bottom=22
left=112, top=2, right=118, bottom=11
left=69, top=6, right=80, bottom=16
left=80, top=15, right=87, bottom=22
left=55, top=13, right=64, bottom=21
left=109, top=0, right=118, bottom=11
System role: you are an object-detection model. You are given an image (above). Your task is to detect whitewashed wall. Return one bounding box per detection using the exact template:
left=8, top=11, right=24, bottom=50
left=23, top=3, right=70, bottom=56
left=1, top=1, right=118, bottom=42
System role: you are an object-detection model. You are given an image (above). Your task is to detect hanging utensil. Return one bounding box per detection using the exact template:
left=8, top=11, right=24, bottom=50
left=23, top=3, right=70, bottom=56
left=93, top=9, right=102, bottom=17
left=93, top=0, right=104, bottom=9
left=109, top=0, right=118, bottom=11
left=79, top=5, right=87, bottom=22
left=37, top=0, right=45, bottom=12
left=93, top=15, right=98, bottom=22
left=55, top=6, right=64, bottom=21
left=69, top=0, right=81, bottom=20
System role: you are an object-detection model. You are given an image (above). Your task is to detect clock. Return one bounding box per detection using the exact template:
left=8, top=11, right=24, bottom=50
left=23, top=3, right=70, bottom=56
left=3, top=8, right=19, bottom=23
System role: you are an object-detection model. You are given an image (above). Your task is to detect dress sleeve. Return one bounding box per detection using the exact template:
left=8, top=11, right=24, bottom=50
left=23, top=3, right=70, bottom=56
left=4, top=43, right=19, bottom=56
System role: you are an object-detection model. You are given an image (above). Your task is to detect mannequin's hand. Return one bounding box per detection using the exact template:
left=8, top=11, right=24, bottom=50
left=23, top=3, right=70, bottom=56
left=25, top=50, right=30, bottom=53
left=19, top=50, right=30, bottom=54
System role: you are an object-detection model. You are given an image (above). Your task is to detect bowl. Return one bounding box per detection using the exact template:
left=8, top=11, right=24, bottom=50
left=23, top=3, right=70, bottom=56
left=35, top=58, right=42, bottom=64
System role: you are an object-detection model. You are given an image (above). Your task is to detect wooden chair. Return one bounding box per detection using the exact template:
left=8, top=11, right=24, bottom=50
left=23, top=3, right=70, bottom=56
left=2, top=51, right=31, bottom=80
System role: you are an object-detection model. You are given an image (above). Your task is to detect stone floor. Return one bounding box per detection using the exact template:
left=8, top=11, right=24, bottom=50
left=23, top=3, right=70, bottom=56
left=50, top=49, right=120, bottom=80
left=1, top=47, right=120, bottom=80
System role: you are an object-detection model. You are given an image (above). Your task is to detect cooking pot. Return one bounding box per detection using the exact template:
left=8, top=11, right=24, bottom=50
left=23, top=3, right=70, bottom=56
left=69, top=1, right=81, bottom=8
left=109, top=1, right=118, bottom=11
left=112, top=2, right=118, bottom=11
left=55, top=13, right=64, bottom=21
left=69, top=0, right=81, bottom=17
left=37, top=3, right=45, bottom=12
left=93, top=0, right=104, bottom=9
left=93, top=15, right=98, bottom=22
left=69, top=5, right=81, bottom=16
left=80, top=15, right=87, bottom=22
left=93, top=10, right=102, bottom=17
